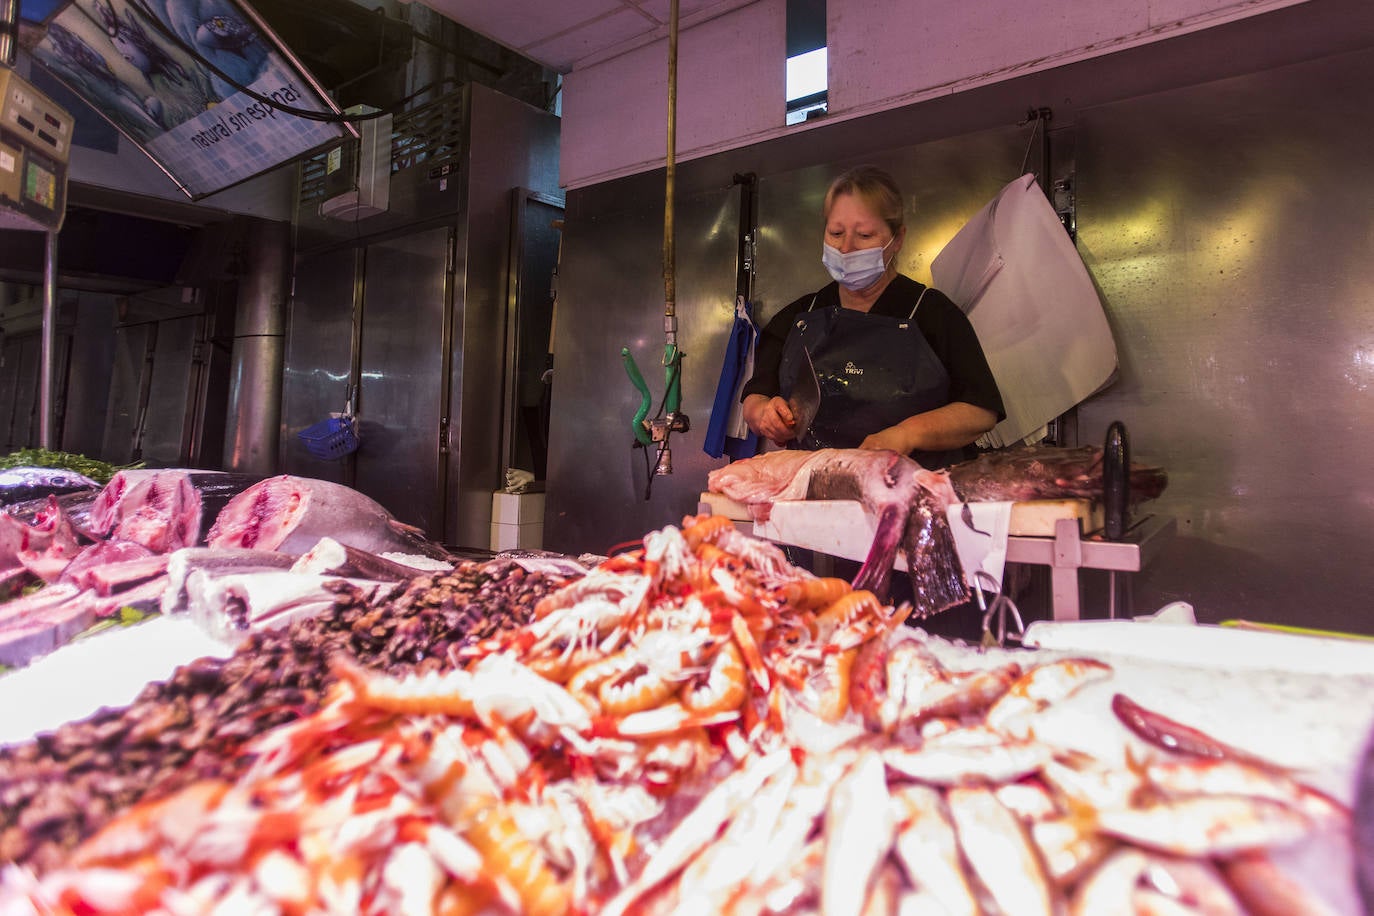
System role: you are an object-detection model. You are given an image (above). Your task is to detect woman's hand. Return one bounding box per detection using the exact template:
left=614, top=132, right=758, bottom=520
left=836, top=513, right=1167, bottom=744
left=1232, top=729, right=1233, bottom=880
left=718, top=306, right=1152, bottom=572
left=860, top=402, right=998, bottom=454
left=743, top=394, right=797, bottom=446
left=858, top=427, right=913, bottom=453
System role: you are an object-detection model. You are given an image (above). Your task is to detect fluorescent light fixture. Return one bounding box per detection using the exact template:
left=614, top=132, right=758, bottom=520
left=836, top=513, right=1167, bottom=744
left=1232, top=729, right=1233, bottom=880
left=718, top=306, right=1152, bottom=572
left=786, top=46, right=826, bottom=102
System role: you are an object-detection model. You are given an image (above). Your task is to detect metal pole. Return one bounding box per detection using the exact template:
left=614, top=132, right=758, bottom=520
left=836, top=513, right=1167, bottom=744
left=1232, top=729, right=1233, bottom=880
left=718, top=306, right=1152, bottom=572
left=39, top=230, right=57, bottom=449
left=223, top=218, right=290, bottom=474
left=663, top=0, right=678, bottom=334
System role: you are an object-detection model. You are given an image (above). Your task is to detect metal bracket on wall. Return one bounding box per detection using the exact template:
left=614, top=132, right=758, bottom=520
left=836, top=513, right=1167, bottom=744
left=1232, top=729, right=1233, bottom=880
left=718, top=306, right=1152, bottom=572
left=1054, top=175, right=1077, bottom=242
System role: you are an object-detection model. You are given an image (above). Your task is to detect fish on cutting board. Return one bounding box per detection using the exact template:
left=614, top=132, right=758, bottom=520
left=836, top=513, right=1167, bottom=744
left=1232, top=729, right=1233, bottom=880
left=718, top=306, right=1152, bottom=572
left=707, top=448, right=966, bottom=614
left=947, top=445, right=1167, bottom=504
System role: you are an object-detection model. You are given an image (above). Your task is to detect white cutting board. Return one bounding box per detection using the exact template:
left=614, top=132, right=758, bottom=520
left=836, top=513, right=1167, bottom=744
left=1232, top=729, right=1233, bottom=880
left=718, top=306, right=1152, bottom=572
left=1024, top=619, right=1374, bottom=676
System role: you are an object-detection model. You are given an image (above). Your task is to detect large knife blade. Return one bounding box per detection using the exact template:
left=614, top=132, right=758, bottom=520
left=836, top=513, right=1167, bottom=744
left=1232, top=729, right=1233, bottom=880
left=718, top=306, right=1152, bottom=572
left=789, top=347, right=822, bottom=444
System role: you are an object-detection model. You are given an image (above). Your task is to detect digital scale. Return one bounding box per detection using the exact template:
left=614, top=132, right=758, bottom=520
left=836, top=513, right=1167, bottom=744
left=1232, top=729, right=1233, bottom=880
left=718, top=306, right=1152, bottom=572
left=0, top=67, right=71, bottom=232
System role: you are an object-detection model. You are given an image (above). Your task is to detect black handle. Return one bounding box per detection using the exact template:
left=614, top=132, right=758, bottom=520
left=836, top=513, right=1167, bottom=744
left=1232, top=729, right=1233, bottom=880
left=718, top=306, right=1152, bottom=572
left=1103, top=421, right=1130, bottom=540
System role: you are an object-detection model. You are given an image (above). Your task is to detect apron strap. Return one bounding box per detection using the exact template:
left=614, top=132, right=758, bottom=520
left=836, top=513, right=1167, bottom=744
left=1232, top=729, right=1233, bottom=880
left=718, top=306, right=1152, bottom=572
left=907, top=286, right=930, bottom=320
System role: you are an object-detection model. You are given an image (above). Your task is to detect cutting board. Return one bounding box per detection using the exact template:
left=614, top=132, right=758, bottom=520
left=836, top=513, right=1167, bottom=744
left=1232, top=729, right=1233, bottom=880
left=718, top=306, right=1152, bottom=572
left=701, top=493, right=1102, bottom=539
left=1008, top=499, right=1102, bottom=537
left=696, top=492, right=754, bottom=522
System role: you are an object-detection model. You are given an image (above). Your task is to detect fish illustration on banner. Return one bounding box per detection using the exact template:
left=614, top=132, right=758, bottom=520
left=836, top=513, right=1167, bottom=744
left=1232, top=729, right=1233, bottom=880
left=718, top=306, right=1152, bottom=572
left=20, top=0, right=347, bottom=198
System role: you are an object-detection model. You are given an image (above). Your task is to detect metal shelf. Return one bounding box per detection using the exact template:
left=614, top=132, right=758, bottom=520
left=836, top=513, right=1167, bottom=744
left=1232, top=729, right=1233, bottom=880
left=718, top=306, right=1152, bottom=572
left=1006, top=514, right=1177, bottom=621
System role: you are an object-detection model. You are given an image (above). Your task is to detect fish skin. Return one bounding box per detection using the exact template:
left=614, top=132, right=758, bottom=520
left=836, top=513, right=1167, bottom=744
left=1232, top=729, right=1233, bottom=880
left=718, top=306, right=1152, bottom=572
left=986, top=657, right=1114, bottom=734
left=598, top=750, right=794, bottom=916
left=289, top=538, right=428, bottom=582
left=1221, top=851, right=1344, bottom=916
left=161, top=547, right=297, bottom=615
left=900, top=489, right=968, bottom=619
left=1069, top=847, right=1150, bottom=916
left=184, top=569, right=393, bottom=642
left=1143, top=758, right=1350, bottom=828
left=947, top=445, right=1168, bottom=504
left=1030, top=817, right=1114, bottom=886
left=0, top=468, right=99, bottom=506
left=673, top=759, right=798, bottom=914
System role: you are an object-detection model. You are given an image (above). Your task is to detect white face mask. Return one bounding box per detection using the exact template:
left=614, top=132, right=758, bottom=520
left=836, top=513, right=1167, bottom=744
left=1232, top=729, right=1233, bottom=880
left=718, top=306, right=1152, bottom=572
left=821, top=236, right=895, bottom=290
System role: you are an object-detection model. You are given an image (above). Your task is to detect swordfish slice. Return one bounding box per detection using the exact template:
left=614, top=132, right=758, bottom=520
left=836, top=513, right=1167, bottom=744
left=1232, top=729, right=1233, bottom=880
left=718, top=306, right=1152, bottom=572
left=206, top=475, right=451, bottom=560
left=88, top=470, right=261, bottom=552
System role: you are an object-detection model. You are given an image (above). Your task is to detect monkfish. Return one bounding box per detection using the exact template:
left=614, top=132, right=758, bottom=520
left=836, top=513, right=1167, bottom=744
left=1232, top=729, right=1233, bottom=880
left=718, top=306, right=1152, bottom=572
left=707, top=449, right=967, bottom=616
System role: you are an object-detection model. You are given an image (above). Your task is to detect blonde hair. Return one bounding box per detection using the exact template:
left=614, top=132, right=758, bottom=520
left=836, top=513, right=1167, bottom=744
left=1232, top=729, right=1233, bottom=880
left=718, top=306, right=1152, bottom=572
left=822, top=165, right=905, bottom=236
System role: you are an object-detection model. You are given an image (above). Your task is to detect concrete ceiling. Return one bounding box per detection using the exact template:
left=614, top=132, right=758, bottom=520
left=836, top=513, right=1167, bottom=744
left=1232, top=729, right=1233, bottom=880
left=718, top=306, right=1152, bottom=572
left=419, top=0, right=759, bottom=73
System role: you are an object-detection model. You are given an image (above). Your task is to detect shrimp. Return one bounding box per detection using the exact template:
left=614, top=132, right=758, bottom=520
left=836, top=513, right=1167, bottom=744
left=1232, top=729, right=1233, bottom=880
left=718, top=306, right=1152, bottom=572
left=771, top=577, right=852, bottom=611
left=682, top=514, right=736, bottom=550
left=680, top=641, right=747, bottom=715
left=462, top=803, right=572, bottom=916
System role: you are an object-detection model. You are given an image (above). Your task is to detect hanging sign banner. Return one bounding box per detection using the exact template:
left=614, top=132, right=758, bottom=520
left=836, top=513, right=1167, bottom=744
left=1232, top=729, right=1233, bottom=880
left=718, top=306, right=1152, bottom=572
left=18, top=0, right=348, bottom=198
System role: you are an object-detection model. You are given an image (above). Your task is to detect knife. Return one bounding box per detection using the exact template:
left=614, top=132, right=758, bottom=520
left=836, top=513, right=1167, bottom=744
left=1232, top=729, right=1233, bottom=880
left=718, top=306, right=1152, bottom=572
left=788, top=347, right=822, bottom=444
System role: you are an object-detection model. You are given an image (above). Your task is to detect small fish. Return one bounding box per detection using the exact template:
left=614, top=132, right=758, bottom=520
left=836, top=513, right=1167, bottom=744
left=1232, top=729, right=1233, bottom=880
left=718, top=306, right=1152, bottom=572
left=747, top=750, right=855, bottom=892
left=993, top=780, right=1060, bottom=823
left=889, top=784, right=978, bottom=916
left=673, top=761, right=797, bottom=914
left=822, top=750, right=894, bottom=916
left=946, top=786, right=1055, bottom=916
left=1093, top=794, right=1311, bottom=857
left=1069, top=847, right=1150, bottom=916
left=1142, top=758, right=1349, bottom=828
left=902, top=662, right=1023, bottom=726
left=1029, top=816, right=1114, bottom=886
left=1041, top=753, right=1145, bottom=812
left=1220, top=851, right=1344, bottom=916
left=883, top=727, right=1052, bottom=786
left=598, top=750, right=793, bottom=916
left=1138, top=854, right=1245, bottom=916
left=0, top=467, right=98, bottom=505
left=1132, top=888, right=1209, bottom=915
left=986, top=657, right=1114, bottom=733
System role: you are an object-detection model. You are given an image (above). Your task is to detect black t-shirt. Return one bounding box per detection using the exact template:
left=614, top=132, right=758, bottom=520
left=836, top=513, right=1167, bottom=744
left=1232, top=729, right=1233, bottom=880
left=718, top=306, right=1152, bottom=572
left=741, top=275, right=1006, bottom=422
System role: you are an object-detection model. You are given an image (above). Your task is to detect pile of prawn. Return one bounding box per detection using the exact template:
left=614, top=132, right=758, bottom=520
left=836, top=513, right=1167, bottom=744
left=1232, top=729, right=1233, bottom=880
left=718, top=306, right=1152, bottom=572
left=0, top=515, right=1349, bottom=915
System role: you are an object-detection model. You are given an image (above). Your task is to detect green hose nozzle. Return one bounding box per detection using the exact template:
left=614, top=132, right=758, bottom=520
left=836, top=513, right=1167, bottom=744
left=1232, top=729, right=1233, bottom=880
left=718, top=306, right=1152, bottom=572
left=621, top=347, right=654, bottom=446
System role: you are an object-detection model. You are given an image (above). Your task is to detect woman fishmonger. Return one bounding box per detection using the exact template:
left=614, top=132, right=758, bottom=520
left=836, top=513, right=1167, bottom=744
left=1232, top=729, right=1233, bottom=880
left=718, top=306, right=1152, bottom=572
left=740, top=165, right=1004, bottom=469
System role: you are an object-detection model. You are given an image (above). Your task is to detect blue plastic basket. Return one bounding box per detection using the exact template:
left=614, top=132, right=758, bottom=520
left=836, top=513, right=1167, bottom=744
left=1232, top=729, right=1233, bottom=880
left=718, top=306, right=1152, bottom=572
left=298, top=416, right=360, bottom=460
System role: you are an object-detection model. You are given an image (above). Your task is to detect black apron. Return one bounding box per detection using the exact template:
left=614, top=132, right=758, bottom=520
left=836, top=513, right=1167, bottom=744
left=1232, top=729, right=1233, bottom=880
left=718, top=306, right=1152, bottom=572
left=779, top=288, right=964, bottom=468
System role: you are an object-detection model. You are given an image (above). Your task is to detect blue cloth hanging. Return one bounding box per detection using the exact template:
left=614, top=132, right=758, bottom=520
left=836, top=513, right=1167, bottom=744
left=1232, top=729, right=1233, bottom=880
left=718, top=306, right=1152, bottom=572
left=704, top=297, right=761, bottom=460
